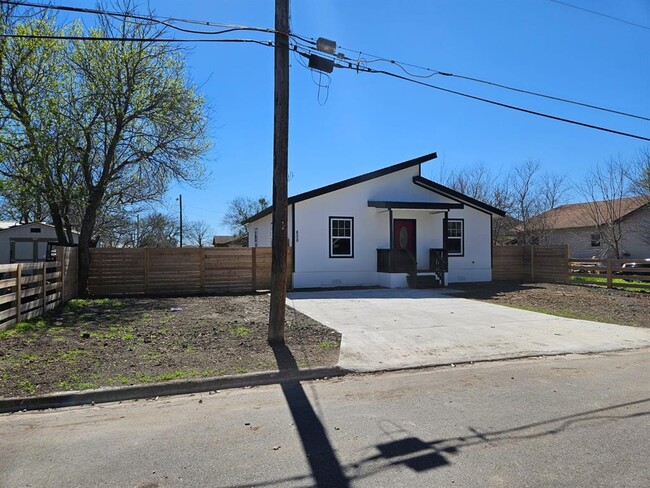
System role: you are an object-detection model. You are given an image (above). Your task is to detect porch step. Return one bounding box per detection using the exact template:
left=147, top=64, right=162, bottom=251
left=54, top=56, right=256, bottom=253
left=407, top=272, right=443, bottom=289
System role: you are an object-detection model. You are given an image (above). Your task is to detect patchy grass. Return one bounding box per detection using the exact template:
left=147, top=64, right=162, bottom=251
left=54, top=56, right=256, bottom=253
left=65, top=298, right=123, bottom=310
left=230, top=325, right=252, bottom=338
left=0, top=295, right=341, bottom=398
left=59, top=349, right=86, bottom=363
left=571, top=275, right=649, bottom=293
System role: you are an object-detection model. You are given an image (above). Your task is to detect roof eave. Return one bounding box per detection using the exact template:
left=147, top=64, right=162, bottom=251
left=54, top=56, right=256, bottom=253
left=243, top=151, right=438, bottom=224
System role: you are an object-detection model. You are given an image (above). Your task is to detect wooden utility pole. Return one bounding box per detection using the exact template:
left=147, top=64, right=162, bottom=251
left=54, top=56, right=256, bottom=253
left=268, top=0, right=289, bottom=343
left=178, top=194, right=184, bottom=247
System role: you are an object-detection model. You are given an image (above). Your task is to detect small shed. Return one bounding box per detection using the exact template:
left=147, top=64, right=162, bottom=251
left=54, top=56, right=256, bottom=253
left=0, top=222, right=79, bottom=263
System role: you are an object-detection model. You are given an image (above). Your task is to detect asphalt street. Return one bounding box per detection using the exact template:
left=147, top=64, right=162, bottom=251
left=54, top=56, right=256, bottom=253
left=1, top=349, right=648, bottom=488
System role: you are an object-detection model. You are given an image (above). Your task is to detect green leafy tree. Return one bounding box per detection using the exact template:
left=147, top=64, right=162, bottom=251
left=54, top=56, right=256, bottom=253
left=0, top=3, right=209, bottom=293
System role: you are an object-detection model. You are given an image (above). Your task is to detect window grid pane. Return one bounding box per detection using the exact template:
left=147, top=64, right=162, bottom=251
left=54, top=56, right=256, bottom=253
left=447, top=220, right=463, bottom=255
left=330, top=218, right=353, bottom=257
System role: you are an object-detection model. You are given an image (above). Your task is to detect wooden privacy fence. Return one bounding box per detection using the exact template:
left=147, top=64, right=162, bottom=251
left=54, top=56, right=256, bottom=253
left=87, top=247, right=291, bottom=296
left=492, top=245, right=569, bottom=283
left=569, top=258, right=650, bottom=290
left=0, top=246, right=78, bottom=331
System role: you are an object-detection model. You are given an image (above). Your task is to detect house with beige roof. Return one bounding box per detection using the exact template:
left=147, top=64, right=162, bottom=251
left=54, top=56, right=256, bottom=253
left=540, top=197, right=649, bottom=258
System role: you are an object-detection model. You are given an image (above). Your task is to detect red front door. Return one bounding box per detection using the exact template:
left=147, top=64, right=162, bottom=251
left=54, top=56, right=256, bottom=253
left=393, top=219, right=416, bottom=255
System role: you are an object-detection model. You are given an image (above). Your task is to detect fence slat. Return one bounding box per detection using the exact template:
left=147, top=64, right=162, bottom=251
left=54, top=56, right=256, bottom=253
left=86, top=247, right=290, bottom=296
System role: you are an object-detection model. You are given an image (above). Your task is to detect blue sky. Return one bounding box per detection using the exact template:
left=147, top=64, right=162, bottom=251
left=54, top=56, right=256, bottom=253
left=61, top=1, right=650, bottom=234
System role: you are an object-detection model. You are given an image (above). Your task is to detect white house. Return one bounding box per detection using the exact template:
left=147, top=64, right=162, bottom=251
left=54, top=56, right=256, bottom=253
left=0, top=222, right=79, bottom=263
left=244, top=152, right=505, bottom=289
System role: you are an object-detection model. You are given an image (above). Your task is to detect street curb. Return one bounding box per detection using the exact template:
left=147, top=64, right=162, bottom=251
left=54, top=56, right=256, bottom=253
left=0, top=366, right=348, bottom=414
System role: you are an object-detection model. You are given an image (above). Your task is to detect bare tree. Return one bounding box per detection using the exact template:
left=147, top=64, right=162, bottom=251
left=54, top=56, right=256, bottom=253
left=440, top=162, right=514, bottom=244
left=578, top=157, right=636, bottom=258
left=628, top=147, right=650, bottom=197
left=138, top=213, right=179, bottom=248
left=186, top=220, right=211, bottom=247
left=222, top=196, right=269, bottom=237
left=510, top=160, right=566, bottom=245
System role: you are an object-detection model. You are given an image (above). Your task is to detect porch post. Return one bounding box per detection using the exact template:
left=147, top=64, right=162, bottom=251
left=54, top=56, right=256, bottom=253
left=389, top=208, right=394, bottom=249
left=388, top=208, right=394, bottom=271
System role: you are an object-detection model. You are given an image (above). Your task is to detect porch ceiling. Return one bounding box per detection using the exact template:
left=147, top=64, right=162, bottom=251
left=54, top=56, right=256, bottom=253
left=367, top=200, right=464, bottom=210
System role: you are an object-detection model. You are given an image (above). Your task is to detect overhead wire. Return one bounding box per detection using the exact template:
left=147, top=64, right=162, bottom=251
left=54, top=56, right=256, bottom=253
left=549, top=0, right=650, bottom=31
left=3, top=0, right=648, bottom=141
left=333, top=59, right=650, bottom=142
left=0, top=33, right=274, bottom=46
left=0, top=0, right=317, bottom=44
left=336, top=46, right=650, bottom=122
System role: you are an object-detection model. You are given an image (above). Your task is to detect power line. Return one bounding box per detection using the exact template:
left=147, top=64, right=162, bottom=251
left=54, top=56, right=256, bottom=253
left=291, top=43, right=649, bottom=142
left=4, top=1, right=647, bottom=142
left=334, top=45, right=650, bottom=122
left=0, top=0, right=316, bottom=44
left=0, top=33, right=274, bottom=46
left=550, top=0, right=650, bottom=31
left=332, top=60, right=650, bottom=142
left=8, top=0, right=646, bottom=123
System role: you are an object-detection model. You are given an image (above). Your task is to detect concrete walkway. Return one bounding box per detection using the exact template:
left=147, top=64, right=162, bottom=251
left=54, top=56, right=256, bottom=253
left=287, top=288, right=650, bottom=372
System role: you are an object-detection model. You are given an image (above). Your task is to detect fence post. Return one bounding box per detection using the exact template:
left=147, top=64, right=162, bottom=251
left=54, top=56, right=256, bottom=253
left=59, top=247, right=65, bottom=303
left=42, top=261, right=47, bottom=314
left=199, top=248, right=205, bottom=292
left=251, top=247, right=257, bottom=292
left=15, top=263, right=22, bottom=324
left=606, top=259, right=613, bottom=289
left=530, top=246, right=535, bottom=282
left=144, top=248, right=150, bottom=294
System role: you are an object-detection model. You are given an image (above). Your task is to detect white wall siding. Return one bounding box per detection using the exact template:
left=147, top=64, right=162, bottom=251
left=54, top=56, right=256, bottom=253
left=246, top=164, right=496, bottom=288
left=445, top=206, right=493, bottom=283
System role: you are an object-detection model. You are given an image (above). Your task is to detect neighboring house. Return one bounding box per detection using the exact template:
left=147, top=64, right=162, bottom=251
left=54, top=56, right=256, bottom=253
left=244, top=152, right=505, bottom=289
left=212, top=235, right=247, bottom=247
left=0, top=222, right=79, bottom=263
left=539, top=197, right=650, bottom=258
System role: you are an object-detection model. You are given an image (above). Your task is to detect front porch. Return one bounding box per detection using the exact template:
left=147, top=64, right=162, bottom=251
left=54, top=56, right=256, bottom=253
left=377, top=248, right=448, bottom=288
left=369, top=199, right=458, bottom=289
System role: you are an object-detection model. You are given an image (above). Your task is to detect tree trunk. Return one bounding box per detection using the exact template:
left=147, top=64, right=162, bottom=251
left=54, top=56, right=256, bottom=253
left=77, top=199, right=100, bottom=297
left=48, top=202, right=71, bottom=245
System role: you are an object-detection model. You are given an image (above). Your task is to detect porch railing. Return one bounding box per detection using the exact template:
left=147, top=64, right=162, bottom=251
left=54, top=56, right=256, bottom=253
left=377, top=249, right=416, bottom=274
left=429, top=248, right=448, bottom=286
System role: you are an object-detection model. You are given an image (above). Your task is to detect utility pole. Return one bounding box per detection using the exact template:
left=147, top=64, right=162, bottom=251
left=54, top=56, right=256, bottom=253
left=178, top=194, right=183, bottom=248
left=268, top=0, right=289, bottom=344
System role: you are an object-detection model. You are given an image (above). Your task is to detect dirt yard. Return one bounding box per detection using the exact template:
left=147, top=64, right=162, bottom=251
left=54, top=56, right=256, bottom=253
left=0, top=294, right=341, bottom=398
left=454, top=281, right=649, bottom=328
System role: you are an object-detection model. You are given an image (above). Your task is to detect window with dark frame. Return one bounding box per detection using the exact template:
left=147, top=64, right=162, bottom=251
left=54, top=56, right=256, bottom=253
left=591, top=233, right=601, bottom=247
left=330, top=217, right=353, bottom=258
left=447, top=219, right=463, bottom=256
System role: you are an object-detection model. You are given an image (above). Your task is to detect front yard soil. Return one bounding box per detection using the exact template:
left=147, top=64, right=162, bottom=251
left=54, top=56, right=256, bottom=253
left=453, top=281, right=649, bottom=328
left=0, top=294, right=341, bottom=398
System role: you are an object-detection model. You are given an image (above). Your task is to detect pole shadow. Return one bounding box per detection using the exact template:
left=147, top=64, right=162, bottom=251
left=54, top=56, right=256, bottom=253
left=271, top=342, right=350, bottom=488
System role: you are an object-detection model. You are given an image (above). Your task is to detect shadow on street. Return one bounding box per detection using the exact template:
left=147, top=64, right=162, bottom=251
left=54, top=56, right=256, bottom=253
left=271, top=342, right=350, bottom=488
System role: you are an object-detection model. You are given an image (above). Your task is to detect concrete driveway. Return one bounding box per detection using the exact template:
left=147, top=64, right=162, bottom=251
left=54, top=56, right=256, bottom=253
left=287, top=288, right=650, bottom=372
